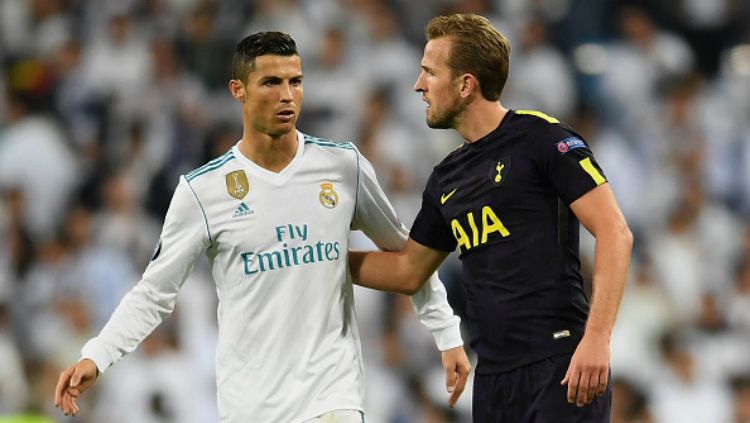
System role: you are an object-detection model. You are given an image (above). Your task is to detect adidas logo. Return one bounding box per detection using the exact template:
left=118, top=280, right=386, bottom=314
left=232, top=202, right=254, bottom=218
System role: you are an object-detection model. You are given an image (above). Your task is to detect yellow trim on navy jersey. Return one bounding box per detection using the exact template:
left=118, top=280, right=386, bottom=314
left=579, top=157, right=606, bottom=186
left=515, top=110, right=560, bottom=124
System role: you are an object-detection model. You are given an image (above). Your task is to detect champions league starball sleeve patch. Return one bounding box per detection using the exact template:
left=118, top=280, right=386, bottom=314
left=555, top=137, right=586, bottom=154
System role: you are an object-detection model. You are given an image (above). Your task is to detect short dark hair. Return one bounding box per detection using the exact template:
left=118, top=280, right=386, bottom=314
left=231, top=31, right=298, bottom=83
left=426, top=14, right=510, bottom=101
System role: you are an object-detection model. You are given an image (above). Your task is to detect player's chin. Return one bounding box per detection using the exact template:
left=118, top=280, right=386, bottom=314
left=270, top=121, right=296, bottom=135
left=426, top=116, right=451, bottom=129
left=426, top=107, right=458, bottom=129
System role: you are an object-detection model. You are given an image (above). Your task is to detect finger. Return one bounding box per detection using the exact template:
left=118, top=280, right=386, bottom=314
left=445, top=365, right=457, bottom=394
left=561, top=365, right=571, bottom=386
left=567, top=369, right=580, bottom=404
left=597, top=368, right=609, bottom=396
left=70, top=365, right=82, bottom=388
left=448, top=364, right=470, bottom=407
left=65, top=392, right=78, bottom=416
left=54, top=366, right=75, bottom=406
left=61, top=392, right=73, bottom=415
left=586, top=372, right=598, bottom=404
left=576, top=371, right=591, bottom=407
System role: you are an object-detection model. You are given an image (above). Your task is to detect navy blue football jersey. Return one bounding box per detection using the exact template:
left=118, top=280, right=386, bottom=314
left=410, top=110, right=608, bottom=374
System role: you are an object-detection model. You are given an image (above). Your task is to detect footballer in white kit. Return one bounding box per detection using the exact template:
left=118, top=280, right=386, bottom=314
left=53, top=29, right=468, bottom=423
left=79, top=131, right=463, bottom=422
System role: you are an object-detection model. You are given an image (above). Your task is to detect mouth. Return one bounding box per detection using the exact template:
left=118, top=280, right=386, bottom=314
left=276, top=109, right=296, bottom=122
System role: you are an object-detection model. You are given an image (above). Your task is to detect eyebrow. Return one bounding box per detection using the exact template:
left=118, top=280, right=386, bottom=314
left=259, top=73, right=304, bottom=82
left=260, top=74, right=303, bottom=84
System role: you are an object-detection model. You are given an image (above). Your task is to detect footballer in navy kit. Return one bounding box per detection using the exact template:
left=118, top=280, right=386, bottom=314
left=349, top=14, right=633, bottom=423
left=410, top=109, right=606, bottom=375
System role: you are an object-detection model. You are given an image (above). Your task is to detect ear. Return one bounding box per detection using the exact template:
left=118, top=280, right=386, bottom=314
left=229, top=79, right=246, bottom=103
left=458, top=73, right=478, bottom=98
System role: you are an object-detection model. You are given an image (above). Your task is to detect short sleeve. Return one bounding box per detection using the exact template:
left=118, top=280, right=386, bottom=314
left=540, top=126, right=608, bottom=205
left=409, top=171, right=456, bottom=253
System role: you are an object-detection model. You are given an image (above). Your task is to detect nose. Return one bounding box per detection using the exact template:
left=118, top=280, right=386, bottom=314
left=281, top=82, right=294, bottom=103
left=414, top=72, right=425, bottom=93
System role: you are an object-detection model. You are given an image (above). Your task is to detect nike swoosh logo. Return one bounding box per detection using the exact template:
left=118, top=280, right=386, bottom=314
left=440, top=188, right=458, bottom=205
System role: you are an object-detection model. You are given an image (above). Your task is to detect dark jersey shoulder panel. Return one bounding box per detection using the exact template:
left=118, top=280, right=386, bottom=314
left=410, top=109, right=607, bottom=374
left=531, top=115, right=608, bottom=205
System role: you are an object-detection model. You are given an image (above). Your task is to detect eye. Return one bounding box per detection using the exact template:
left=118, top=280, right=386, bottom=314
left=290, top=78, right=303, bottom=86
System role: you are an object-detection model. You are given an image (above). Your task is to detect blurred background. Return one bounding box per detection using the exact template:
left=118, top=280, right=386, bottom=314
left=1, top=0, right=750, bottom=421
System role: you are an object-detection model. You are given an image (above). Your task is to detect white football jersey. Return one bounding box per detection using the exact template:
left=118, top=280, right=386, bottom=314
left=81, top=131, right=462, bottom=422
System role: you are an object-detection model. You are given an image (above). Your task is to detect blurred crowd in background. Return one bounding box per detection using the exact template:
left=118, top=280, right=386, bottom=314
left=1, top=0, right=750, bottom=422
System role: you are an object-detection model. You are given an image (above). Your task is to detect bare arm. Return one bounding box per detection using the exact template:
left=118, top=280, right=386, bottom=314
left=349, top=238, right=470, bottom=406
left=574, top=184, right=632, bottom=340
left=349, top=151, right=469, bottom=405
left=349, top=238, right=449, bottom=295
left=561, top=183, right=633, bottom=406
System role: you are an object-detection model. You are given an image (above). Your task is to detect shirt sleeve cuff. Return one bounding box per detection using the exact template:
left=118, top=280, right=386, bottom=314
left=430, top=319, right=464, bottom=351
left=80, top=340, right=115, bottom=375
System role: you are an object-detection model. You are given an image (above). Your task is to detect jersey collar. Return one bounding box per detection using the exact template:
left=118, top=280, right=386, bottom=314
left=231, top=130, right=305, bottom=186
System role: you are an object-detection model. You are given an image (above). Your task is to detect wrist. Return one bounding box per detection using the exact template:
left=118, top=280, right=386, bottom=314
left=432, top=320, right=463, bottom=351
left=583, top=325, right=612, bottom=341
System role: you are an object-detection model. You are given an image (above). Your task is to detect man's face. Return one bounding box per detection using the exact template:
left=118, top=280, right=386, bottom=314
left=239, top=54, right=303, bottom=137
left=413, top=37, right=465, bottom=129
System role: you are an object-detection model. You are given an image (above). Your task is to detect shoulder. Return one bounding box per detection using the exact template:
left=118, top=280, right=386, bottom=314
left=183, top=149, right=239, bottom=193
left=510, top=109, right=585, bottom=150
left=511, top=109, right=564, bottom=135
left=185, top=149, right=236, bottom=182
left=302, top=133, right=356, bottom=153
left=302, top=132, right=362, bottom=172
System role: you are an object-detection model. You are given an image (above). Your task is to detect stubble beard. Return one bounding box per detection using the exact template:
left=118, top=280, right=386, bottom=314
left=426, top=99, right=466, bottom=130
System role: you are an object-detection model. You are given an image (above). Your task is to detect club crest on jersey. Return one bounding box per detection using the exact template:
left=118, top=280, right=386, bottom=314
left=490, top=158, right=510, bottom=186
left=319, top=181, right=339, bottom=209
left=225, top=170, right=249, bottom=200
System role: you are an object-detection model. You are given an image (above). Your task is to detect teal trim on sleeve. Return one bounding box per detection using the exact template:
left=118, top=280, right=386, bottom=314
left=354, top=148, right=360, bottom=213
left=183, top=177, right=213, bottom=247
left=350, top=145, right=361, bottom=229
left=186, top=151, right=231, bottom=177
left=303, top=134, right=355, bottom=150
left=186, top=151, right=235, bottom=181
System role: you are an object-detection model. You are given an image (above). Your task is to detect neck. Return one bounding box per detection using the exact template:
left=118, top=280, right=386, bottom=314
left=456, top=100, right=508, bottom=143
left=237, top=129, right=298, bottom=173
